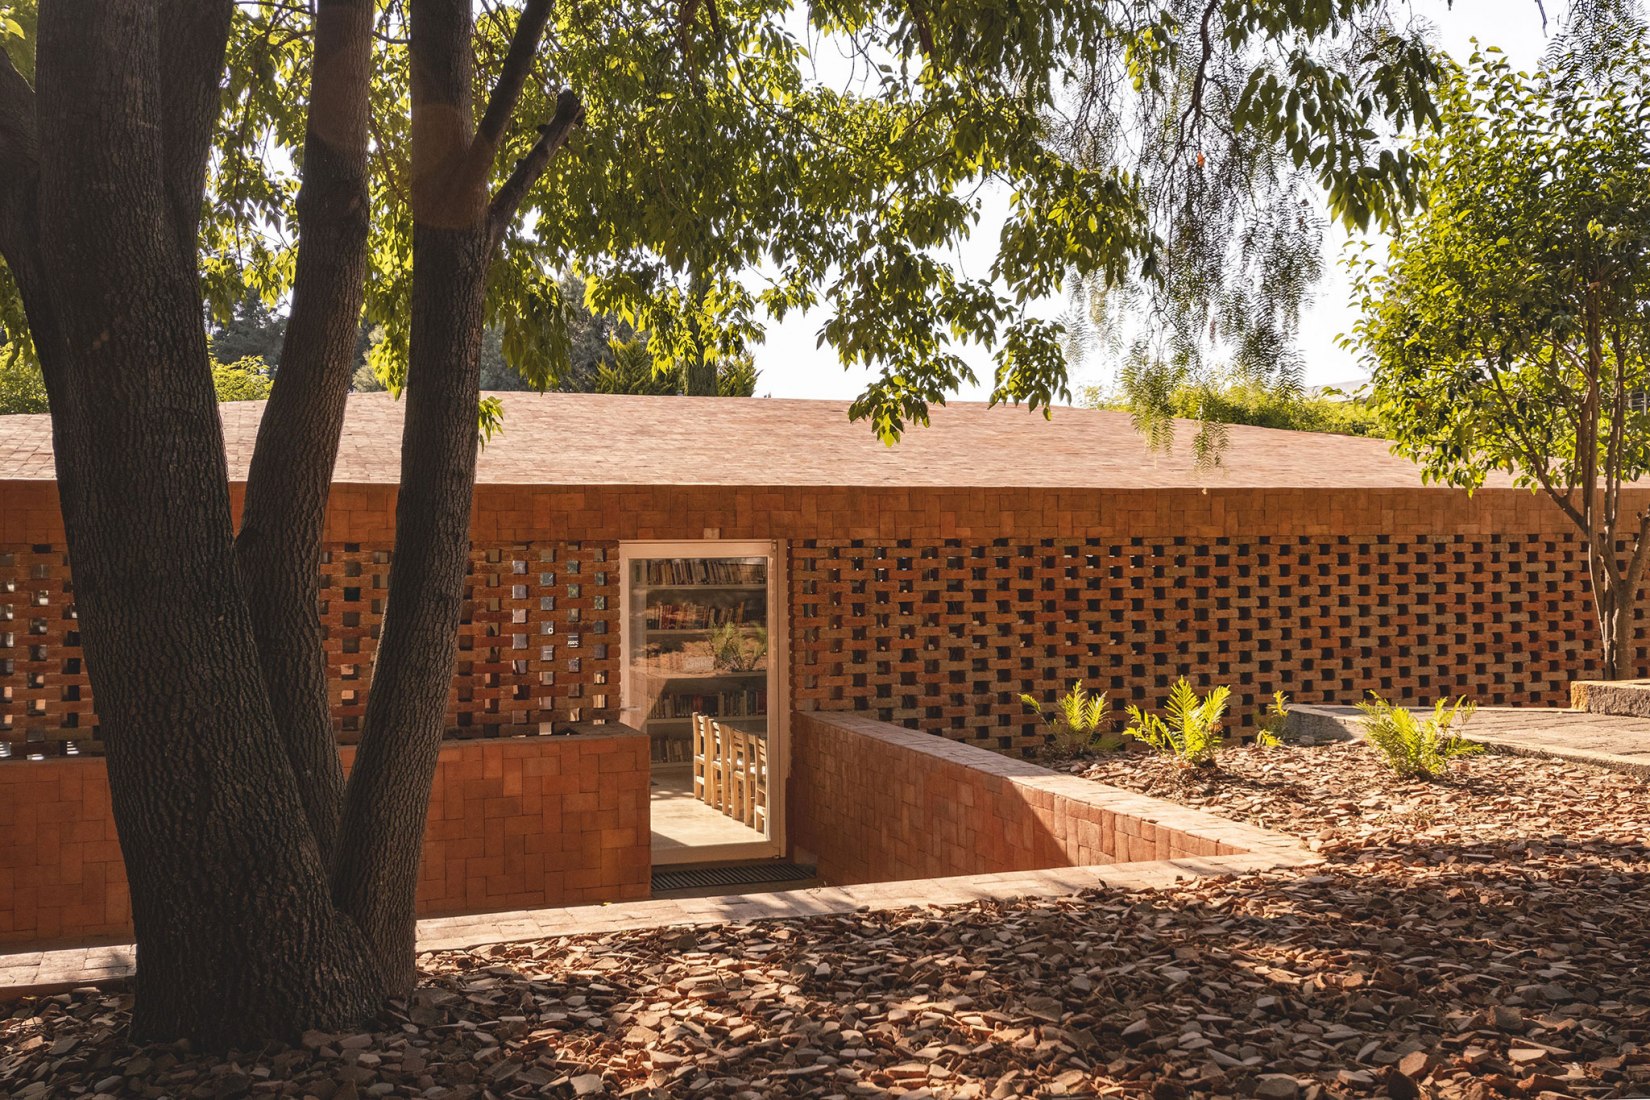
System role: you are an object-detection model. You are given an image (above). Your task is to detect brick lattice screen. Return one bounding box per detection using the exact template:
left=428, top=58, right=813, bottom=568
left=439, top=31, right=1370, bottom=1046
left=789, top=534, right=1625, bottom=755
left=6, top=527, right=1640, bottom=760
left=1, top=541, right=620, bottom=757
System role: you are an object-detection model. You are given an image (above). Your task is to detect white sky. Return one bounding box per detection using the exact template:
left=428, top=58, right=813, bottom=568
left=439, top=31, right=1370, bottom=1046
left=753, top=0, right=1561, bottom=402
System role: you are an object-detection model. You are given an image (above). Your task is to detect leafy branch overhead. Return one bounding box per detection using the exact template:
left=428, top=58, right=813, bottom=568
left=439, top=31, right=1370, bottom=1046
left=1, top=0, right=1447, bottom=440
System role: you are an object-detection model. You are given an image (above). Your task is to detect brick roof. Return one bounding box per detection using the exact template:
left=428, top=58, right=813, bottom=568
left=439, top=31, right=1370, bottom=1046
left=0, top=391, right=1486, bottom=489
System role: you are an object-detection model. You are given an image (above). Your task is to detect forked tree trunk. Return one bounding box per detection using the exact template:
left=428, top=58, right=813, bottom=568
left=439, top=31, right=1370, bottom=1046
left=13, top=2, right=382, bottom=1043
left=0, top=0, right=577, bottom=1041
left=331, top=0, right=572, bottom=993
left=235, top=0, right=376, bottom=866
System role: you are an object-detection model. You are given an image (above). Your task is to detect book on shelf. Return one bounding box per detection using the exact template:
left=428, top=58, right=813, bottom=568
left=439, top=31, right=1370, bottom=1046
left=644, top=601, right=760, bottom=631
left=642, top=558, right=766, bottom=587
left=647, top=687, right=767, bottom=720
left=649, top=733, right=693, bottom=764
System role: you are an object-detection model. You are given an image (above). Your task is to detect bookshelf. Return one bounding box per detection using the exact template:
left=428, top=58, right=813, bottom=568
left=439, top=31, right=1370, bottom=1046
left=626, top=555, right=771, bottom=766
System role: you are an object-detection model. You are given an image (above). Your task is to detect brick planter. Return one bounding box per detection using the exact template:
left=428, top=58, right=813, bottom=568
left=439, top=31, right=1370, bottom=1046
left=0, top=728, right=649, bottom=948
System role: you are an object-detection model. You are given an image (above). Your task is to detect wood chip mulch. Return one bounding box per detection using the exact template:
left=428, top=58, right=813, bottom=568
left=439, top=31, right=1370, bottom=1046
left=4, top=744, right=1649, bottom=1100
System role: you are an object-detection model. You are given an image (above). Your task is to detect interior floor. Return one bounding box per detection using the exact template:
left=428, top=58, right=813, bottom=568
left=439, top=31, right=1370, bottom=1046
left=650, top=763, right=768, bottom=857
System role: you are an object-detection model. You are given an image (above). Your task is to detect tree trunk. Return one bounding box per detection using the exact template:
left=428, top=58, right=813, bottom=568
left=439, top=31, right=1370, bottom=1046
left=236, top=0, right=376, bottom=866
left=332, top=225, right=490, bottom=991
left=332, top=0, right=493, bottom=993
left=8, top=3, right=382, bottom=1044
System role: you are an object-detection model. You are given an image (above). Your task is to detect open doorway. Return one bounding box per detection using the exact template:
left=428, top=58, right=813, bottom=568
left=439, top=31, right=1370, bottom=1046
left=619, top=541, right=785, bottom=866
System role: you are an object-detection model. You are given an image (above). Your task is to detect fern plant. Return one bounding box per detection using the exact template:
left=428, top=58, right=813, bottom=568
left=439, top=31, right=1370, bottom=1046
left=1125, top=679, right=1229, bottom=767
left=1253, top=690, right=1289, bottom=748
left=1357, top=694, right=1482, bottom=779
left=1020, top=681, right=1120, bottom=755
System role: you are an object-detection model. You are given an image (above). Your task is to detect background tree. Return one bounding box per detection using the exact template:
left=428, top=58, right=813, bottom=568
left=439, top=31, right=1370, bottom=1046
left=1060, top=0, right=1438, bottom=461
left=1081, top=374, right=1389, bottom=441
left=1068, top=0, right=1645, bottom=465
left=0, top=0, right=1439, bottom=1045
left=209, top=291, right=288, bottom=372
left=1353, top=30, right=1650, bottom=680
left=212, top=357, right=277, bottom=401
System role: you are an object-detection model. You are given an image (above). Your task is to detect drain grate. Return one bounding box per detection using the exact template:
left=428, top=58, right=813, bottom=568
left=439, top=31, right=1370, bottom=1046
left=652, top=861, right=815, bottom=894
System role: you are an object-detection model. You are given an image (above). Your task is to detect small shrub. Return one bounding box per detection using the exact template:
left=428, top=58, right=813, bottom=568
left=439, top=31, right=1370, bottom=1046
left=1125, top=678, right=1229, bottom=767
left=1253, top=690, right=1289, bottom=748
left=710, top=622, right=768, bottom=672
left=1357, top=694, right=1482, bottom=778
left=1020, top=681, right=1119, bottom=755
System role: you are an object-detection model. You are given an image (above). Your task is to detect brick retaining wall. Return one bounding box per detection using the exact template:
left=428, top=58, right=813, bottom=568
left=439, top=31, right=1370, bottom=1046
left=0, top=730, right=649, bottom=948
left=787, top=711, right=1303, bottom=885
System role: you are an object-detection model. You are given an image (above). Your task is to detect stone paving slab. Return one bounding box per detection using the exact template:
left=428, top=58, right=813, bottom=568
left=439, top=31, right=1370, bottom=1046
left=0, top=847, right=1316, bottom=1001
left=1291, top=704, right=1650, bottom=776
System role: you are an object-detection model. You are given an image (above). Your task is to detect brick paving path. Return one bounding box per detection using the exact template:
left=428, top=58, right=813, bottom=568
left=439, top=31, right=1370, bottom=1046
left=1292, top=703, right=1650, bottom=775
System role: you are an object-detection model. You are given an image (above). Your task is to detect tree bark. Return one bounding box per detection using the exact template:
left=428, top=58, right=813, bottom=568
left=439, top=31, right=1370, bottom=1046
left=333, top=0, right=505, bottom=993
left=236, top=0, right=376, bottom=866
left=332, top=0, right=577, bottom=993
left=7, top=2, right=382, bottom=1044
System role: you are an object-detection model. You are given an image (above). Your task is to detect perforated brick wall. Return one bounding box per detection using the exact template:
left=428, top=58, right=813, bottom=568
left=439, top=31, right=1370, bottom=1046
left=0, top=731, right=649, bottom=948
left=2, top=537, right=619, bottom=757
left=789, top=533, right=1633, bottom=755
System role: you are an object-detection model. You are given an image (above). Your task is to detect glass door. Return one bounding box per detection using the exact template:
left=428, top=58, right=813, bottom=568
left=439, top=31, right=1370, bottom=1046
left=620, top=542, right=783, bottom=864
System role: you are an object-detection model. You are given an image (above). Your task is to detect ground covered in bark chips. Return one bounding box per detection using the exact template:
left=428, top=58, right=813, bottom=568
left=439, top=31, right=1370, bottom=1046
left=3, top=744, right=1649, bottom=1099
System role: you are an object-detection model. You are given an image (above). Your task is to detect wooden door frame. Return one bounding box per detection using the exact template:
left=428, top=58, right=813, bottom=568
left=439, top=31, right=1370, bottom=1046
left=619, top=539, right=788, bottom=865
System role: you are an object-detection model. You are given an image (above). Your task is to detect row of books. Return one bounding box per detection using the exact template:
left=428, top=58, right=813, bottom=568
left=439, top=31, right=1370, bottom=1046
left=641, top=559, right=766, bottom=587
left=648, top=689, right=767, bottom=720
left=645, top=602, right=760, bottom=630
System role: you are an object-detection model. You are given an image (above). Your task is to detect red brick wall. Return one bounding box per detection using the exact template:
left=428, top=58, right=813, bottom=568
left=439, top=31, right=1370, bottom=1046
left=788, top=712, right=1283, bottom=886
left=5, top=477, right=1645, bottom=759
left=2, top=534, right=619, bottom=756
left=0, top=758, right=125, bottom=946
left=790, top=533, right=1629, bottom=755
left=0, top=731, right=649, bottom=948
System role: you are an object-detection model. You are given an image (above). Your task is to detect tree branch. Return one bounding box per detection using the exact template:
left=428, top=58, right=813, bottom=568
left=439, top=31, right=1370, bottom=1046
left=486, top=86, right=584, bottom=244
left=157, top=0, right=234, bottom=256
left=0, top=47, right=39, bottom=262
left=475, top=0, right=551, bottom=150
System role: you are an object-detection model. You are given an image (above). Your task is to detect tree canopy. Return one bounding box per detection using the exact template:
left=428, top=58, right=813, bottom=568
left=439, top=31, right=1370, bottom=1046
left=1353, top=27, right=1650, bottom=677
left=2, top=0, right=1443, bottom=438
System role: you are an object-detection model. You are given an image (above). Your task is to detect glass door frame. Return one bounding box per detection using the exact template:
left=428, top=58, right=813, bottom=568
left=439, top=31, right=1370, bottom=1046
left=619, top=539, right=788, bottom=865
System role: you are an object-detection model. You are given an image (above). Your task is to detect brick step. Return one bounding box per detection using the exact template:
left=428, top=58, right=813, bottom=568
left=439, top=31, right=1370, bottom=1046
left=1570, top=679, right=1650, bottom=717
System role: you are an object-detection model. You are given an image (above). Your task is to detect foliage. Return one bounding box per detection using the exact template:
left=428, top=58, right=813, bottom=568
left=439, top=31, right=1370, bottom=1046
left=1352, top=30, right=1650, bottom=678
left=1061, top=0, right=1440, bottom=454
left=1020, top=681, right=1119, bottom=755
left=208, top=293, right=287, bottom=373
left=0, top=346, right=46, bottom=414
left=0, top=0, right=1450, bottom=443
left=1254, top=691, right=1289, bottom=748
left=1124, top=678, right=1229, bottom=767
left=1082, top=376, right=1390, bottom=443
left=1357, top=694, right=1481, bottom=778
left=591, top=337, right=759, bottom=397
left=710, top=623, right=767, bottom=673
left=351, top=362, right=386, bottom=393
left=211, top=358, right=275, bottom=402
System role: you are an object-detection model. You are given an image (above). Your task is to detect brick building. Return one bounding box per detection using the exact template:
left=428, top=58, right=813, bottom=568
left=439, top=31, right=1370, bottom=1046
left=0, top=392, right=1629, bottom=944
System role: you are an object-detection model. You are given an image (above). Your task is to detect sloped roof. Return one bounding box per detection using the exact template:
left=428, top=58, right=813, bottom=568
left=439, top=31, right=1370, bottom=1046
left=0, top=390, right=1483, bottom=489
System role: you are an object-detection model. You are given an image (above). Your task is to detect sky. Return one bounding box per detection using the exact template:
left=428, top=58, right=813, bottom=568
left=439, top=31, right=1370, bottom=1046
left=753, top=0, right=1561, bottom=403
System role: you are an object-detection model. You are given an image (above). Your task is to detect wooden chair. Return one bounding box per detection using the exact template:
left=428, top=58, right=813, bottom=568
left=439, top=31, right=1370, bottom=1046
left=747, top=735, right=768, bottom=832
left=691, top=713, right=710, bottom=802
left=726, top=723, right=749, bottom=824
